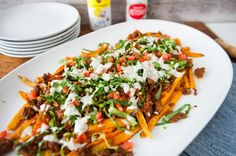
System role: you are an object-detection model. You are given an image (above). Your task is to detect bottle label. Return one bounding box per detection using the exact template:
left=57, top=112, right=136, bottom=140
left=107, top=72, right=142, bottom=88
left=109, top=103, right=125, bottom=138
left=129, top=3, right=147, bottom=19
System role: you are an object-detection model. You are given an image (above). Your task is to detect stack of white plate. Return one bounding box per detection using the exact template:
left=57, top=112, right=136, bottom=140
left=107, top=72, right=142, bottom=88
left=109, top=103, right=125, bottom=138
left=0, top=3, right=80, bottom=58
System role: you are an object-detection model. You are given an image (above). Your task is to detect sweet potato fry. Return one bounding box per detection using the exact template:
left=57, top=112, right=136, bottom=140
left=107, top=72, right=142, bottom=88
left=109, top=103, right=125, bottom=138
left=87, top=118, right=126, bottom=133
left=18, top=75, right=36, bottom=87
left=54, top=65, right=64, bottom=75
left=8, top=116, right=36, bottom=140
left=19, top=91, right=29, bottom=101
left=136, top=109, right=152, bottom=138
left=7, top=103, right=28, bottom=130
left=161, top=73, right=185, bottom=106
left=183, top=51, right=204, bottom=58
left=140, top=105, right=170, bottom=137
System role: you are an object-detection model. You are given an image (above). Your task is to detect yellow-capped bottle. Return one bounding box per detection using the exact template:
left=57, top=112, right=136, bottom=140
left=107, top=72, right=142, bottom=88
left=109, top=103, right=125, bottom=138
left=87, top=0, right=111, bottom=30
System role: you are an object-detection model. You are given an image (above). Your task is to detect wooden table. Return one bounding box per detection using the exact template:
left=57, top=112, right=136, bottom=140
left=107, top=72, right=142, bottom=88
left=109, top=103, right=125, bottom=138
left=0, top=22, right=234, bottom=78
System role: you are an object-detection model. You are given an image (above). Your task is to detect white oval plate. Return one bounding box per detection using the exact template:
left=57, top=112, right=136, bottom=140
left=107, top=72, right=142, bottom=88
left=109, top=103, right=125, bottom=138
left=0, top=18, right=80, bottom=46
left=0, top=20, right=233, bottom=156
left=0, top=22, right=79, bottom=49
left=0, top=30, right=79, bottom=57
left=0, top=27, right=79, bottom=52
left=0, top=2, right=79, bottom=41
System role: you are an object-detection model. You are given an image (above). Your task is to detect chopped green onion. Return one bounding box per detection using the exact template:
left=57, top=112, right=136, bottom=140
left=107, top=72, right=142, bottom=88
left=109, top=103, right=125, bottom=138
left=108, top=105, right=137, bottom=127
left=155, top=84, right=162, bottom=100
left=156, top=104, right=192, bottom=126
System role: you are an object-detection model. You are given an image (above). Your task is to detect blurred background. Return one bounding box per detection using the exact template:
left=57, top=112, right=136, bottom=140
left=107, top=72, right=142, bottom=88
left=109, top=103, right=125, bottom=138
left=0, top=0, right=236, bottom=24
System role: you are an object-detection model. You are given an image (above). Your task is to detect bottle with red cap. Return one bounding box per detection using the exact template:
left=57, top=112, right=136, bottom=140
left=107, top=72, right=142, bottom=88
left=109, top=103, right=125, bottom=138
left=126, top=0, right=148, bottom=21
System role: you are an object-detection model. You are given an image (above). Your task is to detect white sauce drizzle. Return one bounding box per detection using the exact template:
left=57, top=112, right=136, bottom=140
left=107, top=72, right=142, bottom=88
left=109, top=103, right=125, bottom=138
left=21, top=126, right=32, bottom=137
left=74, top=116, right=90, bottom=135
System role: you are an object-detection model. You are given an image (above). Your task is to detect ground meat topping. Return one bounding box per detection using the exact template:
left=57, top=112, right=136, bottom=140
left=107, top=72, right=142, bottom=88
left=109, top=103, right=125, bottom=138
left=0, top=139, right=13, bottom=154
left=22, top=106, right=37, bottom=120
left=194, top=67, right=205, bottom=78
left=169, top=112, right=187, bottom=123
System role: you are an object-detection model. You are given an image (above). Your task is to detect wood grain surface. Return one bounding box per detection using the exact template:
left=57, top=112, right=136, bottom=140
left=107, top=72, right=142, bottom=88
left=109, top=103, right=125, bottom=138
left=0, top=22, right=233, bottom=78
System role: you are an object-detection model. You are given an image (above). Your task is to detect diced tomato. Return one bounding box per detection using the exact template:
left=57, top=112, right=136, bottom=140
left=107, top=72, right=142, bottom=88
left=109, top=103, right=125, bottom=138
left=119, top=57, right=126, bottom=63
left=121, top=141, right=133, bottom=151
left=83, top=70, right=90, bottom=77
left=107, top=92, right=113, bottom=99
left=156, top=51, right=162, bottom=57
left=0, top=130, right=7, bottom=140
left=113, top=92, right=121, bottom=100
left=128, top=55, right=136, bottom=61
left=143, top=55, right=150, bottom=61
left=107, top=92, right=121, bottom=100
left=70, top=61, right=76, bottom=66
left=143, top=52, right=149, bottom=56
left=162, top=54, right=172, bottom=62
left=108, top=57, right=114, bottom=62
left=28, top=90, right=37, bottom=99
left=178, top=54, right=187, bottom=60
left=74, top=133, right=87, bottom=144
left=167, top=54, right=172, bottom=59
left=163, top=34, right=171, bottom=38
left=96, top=111, right=103, bottom=123
left=115, top=103, right=124, bottom=111
left=116, top=64, right=122, bottom=72
left=139, top=57, right=145, bottom=62
left=62, top=86, right=69, bottom=94
left=73, top=99, right=79, bottom=107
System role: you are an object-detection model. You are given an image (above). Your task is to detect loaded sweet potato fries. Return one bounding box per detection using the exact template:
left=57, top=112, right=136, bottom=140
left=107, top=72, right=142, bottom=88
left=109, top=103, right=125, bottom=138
left=0, top=30, right=205, bottom=155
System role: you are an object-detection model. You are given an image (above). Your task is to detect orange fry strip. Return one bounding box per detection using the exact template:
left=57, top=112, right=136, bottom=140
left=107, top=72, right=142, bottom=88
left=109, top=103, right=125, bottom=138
left=86, top=130, right=122, bottom=148
left=18, top=75, right=36, bottom=87
left=19, top=91, right=29, bottom=101
left=161, top=73, right=185, bottom=106
left=112, top=126, right=141, bottom=145
left=183, top=51, right=204, bottom=58
left=136, top=109, right=152, bottom=138
left=87, top=118, right=126, bottom=133
left=183, top=75, right=190, bottom=88
left=140, top=105, right=170, bottom=137
left=42, top=150, right=53, bottom=156
left=82, top=43, right=108, bottom=58
left=7, top=103, right=28, bottom=130
left=168, top=91, right=183, bottom=110
left=141, top=90, right=183, bottom=137
left=54, top=65, right=64, bottom=75
left=8, top=116, right=36, bottom=140
left=188, top=68, right=196, bottom=89
left=181, top=47, right=190, bottom=52
left=91, top=126, right=141, bottom=154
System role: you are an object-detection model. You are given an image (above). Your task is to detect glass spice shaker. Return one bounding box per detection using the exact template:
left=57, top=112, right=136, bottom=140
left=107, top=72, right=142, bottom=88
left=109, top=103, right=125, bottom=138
left=87, top=0, right=112, bottom=30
